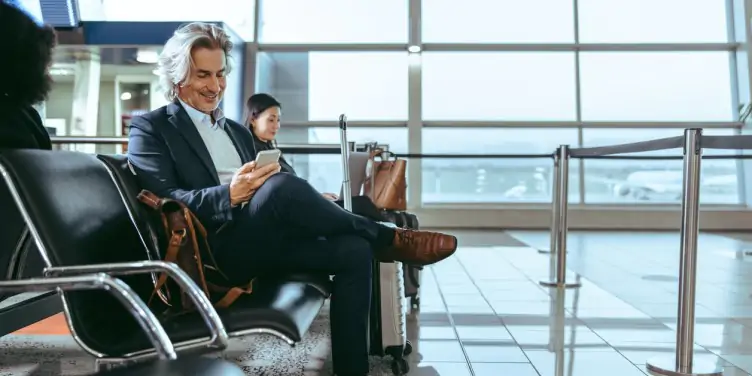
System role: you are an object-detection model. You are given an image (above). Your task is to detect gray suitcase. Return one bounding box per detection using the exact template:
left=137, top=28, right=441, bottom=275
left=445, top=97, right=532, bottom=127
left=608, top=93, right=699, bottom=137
left=338, top=115, right=412, bottom=375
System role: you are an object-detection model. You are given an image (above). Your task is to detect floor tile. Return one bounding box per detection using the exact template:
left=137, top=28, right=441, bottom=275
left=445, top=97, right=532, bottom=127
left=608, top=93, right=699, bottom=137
left=462, top=342, right=529, bottom=363
left=524, top=349, right=647, bottom=376
left=471, top=362, right=540, bottom=376
left=455, top=325, right=513, bottom=341
left=406, top=362, right=472, bottom=376
left=511, top=328, right=611, bottom=350
left=414, top=340, right=466, bottom=362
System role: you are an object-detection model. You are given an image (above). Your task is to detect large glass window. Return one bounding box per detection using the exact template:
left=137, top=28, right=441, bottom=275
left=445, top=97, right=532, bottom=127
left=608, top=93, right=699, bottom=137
left=580, top=52, right=734, bottom=122
left=422, top=53, right=577, bottom=121
left=276, top=127, right=408, bottom=195
left=421, top=0, right=574, bottom=43
left=258, top=0, right=408, bottom=43
left=582, top=128, right=740, bottom=205
left=578, top=0, right=729, bottom=43
left=255, top=52, right=408, bottom=121
left=421, top=128, right=580, bottom=204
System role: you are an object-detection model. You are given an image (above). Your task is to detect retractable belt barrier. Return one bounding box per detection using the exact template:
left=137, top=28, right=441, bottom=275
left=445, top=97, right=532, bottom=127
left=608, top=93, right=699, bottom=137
left=547, top=129, right=752, bottom=376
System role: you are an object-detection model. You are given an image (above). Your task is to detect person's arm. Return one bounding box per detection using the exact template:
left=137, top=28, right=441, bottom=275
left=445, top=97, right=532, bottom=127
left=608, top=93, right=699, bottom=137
left=127, top=115, right=233, bottom=228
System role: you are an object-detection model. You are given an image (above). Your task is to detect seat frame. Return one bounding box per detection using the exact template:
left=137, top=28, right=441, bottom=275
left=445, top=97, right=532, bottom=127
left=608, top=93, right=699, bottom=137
left=0, top=274, right=177, bottom=361
left=0, top=154, right=328, bottom=371
left=95, top=155, right=317, bottom=349
left=0, top=161, right=227, bottom=370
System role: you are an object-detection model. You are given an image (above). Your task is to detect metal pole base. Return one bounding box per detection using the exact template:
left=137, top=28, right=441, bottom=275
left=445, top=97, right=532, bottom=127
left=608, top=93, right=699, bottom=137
left=646, top=356, right=723, bottom=376
left=538, top=249, right=567, bottom=254
left=539, top=281, right=581, bottom=289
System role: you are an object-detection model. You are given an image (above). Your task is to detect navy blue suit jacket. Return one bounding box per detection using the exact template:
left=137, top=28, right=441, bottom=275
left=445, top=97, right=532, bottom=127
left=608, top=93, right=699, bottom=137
left=127, top=100, right=256, bottom=231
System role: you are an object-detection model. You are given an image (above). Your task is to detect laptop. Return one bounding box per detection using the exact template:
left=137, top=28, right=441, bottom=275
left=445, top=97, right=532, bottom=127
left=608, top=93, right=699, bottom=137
left=340, top=151, right=371, bottom=197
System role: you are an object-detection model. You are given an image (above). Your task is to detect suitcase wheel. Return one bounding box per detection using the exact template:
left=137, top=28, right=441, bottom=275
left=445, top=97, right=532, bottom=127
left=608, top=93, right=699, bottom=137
left=410, top=296, right=420, bottom=310
left=391, top=358, right=409, bottom=375
left=403, top=340, right=413, bottom=356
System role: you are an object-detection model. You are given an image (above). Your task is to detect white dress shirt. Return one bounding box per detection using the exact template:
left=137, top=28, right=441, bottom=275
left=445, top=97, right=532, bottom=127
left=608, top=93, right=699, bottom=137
left=177, top=98, right=242, bottom=184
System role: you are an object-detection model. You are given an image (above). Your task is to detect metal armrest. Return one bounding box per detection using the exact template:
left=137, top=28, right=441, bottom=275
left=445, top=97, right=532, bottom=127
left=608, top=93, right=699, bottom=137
left=43, top=260, right=229, bottom=351
left=0, top=274, right=177, bottom=360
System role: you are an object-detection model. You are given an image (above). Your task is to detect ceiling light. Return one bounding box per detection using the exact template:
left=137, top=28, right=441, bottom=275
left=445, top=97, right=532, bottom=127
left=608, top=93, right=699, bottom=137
left=136, top=50, right=159, bottom=64
left=407, top=45, right=421, bottom=53
left=49, top=67, right=74, bottom=76
left=120, top=92, right=132, bottom=101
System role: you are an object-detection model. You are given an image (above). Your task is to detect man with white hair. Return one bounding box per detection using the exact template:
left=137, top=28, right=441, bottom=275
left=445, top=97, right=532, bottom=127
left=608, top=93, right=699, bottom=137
left=126, top=22, right=457, bottom=376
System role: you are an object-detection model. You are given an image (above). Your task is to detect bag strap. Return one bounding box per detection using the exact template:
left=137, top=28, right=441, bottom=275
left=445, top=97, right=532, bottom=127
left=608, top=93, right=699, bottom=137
left=137, top=190, right=213, bottom=307
left=137, top=189, right=249, bottom=310
left=208, top=280, right=255, bottom=309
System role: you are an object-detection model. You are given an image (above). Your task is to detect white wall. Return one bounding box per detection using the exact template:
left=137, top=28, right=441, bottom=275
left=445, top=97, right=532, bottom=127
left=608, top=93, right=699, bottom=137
left=46, top=80, right=117, bottom=153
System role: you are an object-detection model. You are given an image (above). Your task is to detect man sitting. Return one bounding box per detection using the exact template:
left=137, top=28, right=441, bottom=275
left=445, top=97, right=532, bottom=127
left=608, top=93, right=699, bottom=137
left=126, top=22, right=457, bottom=376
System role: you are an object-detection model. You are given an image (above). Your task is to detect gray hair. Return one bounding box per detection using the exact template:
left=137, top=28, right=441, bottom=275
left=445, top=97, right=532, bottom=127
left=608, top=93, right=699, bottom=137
left=157, top=22, right=233, bottom=101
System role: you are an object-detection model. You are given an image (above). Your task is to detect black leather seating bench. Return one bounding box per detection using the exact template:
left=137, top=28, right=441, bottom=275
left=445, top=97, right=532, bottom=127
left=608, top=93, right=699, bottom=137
left=0, top=149, right=332, bottom=370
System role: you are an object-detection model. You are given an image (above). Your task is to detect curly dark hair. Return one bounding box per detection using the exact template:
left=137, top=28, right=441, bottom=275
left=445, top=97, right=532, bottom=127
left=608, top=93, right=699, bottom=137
left=0, top=2, right=56, bottom=107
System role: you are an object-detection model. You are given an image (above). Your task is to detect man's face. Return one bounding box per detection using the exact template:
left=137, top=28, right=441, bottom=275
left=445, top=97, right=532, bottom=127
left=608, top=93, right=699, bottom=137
left=178, top=47, right=227, bottom=113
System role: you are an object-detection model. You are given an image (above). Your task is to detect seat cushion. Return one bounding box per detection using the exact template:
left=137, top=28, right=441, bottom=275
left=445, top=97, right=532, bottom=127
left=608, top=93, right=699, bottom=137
left=97, top=275, right=330, bottom=356
left=96, top=357, right=245, bottom=376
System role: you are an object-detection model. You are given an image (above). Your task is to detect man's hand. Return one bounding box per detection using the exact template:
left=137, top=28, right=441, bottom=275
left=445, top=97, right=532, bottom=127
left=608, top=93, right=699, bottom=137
left=322, top=192, right=339, bottom=201
left=229, top=161, right=281, bottom=206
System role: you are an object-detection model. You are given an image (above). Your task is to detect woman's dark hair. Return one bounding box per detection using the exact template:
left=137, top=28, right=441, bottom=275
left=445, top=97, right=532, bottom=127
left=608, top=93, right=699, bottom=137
left=0, top=2, right=56, bottom=106
left=245, top=93, right=281, bottom=126
left=245, top=93, right=282, bottom=148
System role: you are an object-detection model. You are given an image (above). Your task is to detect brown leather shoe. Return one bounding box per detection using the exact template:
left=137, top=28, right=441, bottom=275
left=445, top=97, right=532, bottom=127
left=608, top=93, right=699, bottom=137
left=377, top=228, right=458, bottom=266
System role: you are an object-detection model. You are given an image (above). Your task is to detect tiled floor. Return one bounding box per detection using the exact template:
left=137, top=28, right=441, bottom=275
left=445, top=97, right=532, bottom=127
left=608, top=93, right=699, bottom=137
left=6, top=230, right=752, bottom=375
left=404, top=230, right=752, bottom=375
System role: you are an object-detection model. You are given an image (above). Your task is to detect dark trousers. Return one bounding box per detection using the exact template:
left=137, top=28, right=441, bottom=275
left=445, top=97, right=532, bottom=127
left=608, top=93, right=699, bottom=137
left=215, top=173, right=392, bottom=375
left=334, top=195, right=385, bottom=222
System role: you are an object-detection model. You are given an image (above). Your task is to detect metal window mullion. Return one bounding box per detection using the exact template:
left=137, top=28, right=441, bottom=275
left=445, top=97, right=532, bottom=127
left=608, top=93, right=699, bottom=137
left=282, top=121, right=407, bottom=127
left=253, top=43, right=739, bottom=53
left=739, top=0, right=752, bottom=207
left=407, top=0, right=423, bottom=210
left=253, top=0, right=262, bottom=43
left=727, top=0, right=747, bottom=205
left=421, top=121, right=743, bottom=128
left=419, top=43, right=739, bottom=53
left=574, top=0, right=585, bottom=205
left=256, top=44, right=409, bottom=52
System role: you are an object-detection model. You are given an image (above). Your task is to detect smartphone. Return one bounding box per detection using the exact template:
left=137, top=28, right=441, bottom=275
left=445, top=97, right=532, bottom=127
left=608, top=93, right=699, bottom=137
left=254, top=149, right=281, bottom=168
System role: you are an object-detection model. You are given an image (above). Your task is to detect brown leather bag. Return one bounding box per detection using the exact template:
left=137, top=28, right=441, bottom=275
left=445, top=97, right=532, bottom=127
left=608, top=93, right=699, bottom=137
left=137, top=190, right=253, bottom=314
left=363, top=150, right=407, bottom=211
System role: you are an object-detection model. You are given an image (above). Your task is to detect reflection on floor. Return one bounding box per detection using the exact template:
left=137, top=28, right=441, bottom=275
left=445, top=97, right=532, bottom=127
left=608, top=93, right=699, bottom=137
left=6, top=230, right=752, bottom=375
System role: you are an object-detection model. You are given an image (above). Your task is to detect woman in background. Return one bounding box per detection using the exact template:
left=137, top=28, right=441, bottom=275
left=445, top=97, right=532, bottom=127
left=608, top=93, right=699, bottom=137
left=0, top=1, right=56, bottom=149
left=245, top=93, right=339, bottom=200
left=0, top=0, right=57, bottom=294
left=245, top=93, right=385, bottom=218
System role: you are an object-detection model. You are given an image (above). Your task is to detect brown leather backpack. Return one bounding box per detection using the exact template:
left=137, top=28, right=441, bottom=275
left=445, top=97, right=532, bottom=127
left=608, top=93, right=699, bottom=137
left=137, top=190, right=253, bottom=314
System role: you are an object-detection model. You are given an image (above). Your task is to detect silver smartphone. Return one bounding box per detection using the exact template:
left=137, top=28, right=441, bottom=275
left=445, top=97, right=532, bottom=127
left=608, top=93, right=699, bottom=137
left=254, top=149, right=281, bottom=168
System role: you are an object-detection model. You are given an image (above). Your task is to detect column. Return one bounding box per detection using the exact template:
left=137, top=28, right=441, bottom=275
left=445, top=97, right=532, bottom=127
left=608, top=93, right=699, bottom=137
left=69, top=49, right=101, bottom=153
left=738, top=0, right=752, bottom=206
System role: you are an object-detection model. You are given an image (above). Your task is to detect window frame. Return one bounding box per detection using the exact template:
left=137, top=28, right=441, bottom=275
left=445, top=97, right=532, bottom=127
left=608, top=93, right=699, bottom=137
left=242, top=0, right=745, bottom=209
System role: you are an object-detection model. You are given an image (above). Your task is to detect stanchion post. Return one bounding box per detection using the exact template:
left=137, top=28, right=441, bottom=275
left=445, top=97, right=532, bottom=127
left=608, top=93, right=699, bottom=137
left=540, top=145, right=581, bottom=289
left=539, top=149, right=560, bottom=254
left=338, top=114, right=353, bottom=212
left=646, top=129, right=721, bottom=376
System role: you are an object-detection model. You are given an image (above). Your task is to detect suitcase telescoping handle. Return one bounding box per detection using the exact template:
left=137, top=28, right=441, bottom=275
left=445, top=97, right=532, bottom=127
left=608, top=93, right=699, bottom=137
left=338, top=114, right=353, bottom=212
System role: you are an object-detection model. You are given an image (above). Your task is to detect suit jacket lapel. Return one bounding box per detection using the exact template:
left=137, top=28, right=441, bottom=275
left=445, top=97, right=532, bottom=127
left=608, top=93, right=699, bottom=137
left=166, top=101, right=220, bottom=184
left=224, top=123, right=253, bottom=164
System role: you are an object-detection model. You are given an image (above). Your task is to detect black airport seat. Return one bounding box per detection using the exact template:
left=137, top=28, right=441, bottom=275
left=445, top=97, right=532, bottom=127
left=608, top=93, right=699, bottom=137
left=0, top=274, right=245, bottom=376
left=97, top=154, right=331, bottom=342
left=0, top=149, right=330, bottom=364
